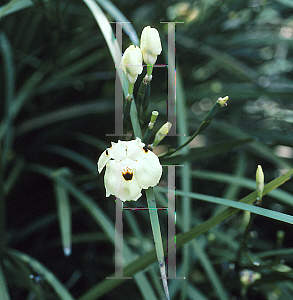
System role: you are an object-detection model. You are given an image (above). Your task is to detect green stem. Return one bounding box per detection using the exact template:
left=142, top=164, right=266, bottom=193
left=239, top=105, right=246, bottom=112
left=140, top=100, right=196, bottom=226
left=147, top=65, right=153, bottom=76
left=130, top=100, right=142, bottom=139
left=237, top=212, right=257, bottom=265
left=146, top=187, right=170, bottom=300
left=162, top=100, right=224, bottom=157
left=136, top=79, right=148, bottom=120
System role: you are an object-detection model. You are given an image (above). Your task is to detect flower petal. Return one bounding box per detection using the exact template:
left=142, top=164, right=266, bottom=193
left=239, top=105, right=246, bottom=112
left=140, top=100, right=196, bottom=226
left=104, top=158, right=142, bottom=201
left=126, top=137, right=145, bottom=160
left=118, top=176, right=142, bottom=201
left=104, top=160, right=122, bottom=197
left=97, top=148, right=112, bottom=173
left=135, top=149, right=162, bottom=188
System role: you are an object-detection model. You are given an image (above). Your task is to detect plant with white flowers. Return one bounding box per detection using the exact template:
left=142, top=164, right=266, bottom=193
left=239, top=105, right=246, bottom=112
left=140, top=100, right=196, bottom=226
left=98, top=137, right=162, bottom=201
left=98, top=24, right=229, bottom=300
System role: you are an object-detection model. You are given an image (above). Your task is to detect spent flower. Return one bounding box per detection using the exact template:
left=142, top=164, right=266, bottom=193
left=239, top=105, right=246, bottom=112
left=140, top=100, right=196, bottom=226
left=98, top=137, right=162, bottom=201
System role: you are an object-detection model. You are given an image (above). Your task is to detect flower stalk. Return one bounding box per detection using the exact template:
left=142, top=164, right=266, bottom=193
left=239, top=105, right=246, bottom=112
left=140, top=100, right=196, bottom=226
left=161, top=96, right=229, bottom=157
left=136, top=77, right=150, bottom=121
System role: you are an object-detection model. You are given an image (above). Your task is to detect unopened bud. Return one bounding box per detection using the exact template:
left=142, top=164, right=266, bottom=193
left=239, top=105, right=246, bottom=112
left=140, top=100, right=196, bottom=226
left=149, top=111, right=159, bottom=129
left=140, top=26, right=162, bottom=65
left=256, top=165, right=264, bottom=203
left=152, top=122, right=172, bottom=147
left=120, top=45, right=143, bottom=85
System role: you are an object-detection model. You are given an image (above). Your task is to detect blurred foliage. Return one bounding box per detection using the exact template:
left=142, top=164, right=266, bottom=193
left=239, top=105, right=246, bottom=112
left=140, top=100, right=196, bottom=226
left=2, top=0, right=293, bottom=299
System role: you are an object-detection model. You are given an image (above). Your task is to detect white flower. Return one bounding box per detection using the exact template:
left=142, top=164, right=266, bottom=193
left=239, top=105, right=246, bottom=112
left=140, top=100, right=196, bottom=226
left=140, top=26, right=162, bottom=65
left=98, top=137, right=162, bottom=201
left=120, top=45, right=143, bottom=84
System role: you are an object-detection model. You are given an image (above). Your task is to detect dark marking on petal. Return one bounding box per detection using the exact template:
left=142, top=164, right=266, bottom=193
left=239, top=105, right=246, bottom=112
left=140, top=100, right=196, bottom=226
left=123, top=172, right=133, bottom=181
left=143, top=146, right=149, bottom=153
left=122, top=167, right=133, bottom=181
left=106, top=149, right=109, bottom=155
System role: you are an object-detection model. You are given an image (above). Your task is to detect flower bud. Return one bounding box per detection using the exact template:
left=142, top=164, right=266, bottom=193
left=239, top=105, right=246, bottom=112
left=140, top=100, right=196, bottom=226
left=152, top=122, right=172, bottom=147
left=120, top=45, right=143, bottom=84
left=140, top=26, right=162, bottom=65
left=256, top=165, right=264, bottom=202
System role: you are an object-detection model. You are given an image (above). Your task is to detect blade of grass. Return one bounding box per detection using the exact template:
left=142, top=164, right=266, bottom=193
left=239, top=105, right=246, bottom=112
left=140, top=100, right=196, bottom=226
left=5, top=252, right=45, bottom=298
left=192, top=241, right=228, bottom=300
left=0, top=263, right=10, bottom=300
left=146, top=187, right=170, bottom=300
left=46, top=145, right=96, bottom=173
left=191, top=169, right=293, bottom=208
left=0, top=64, right=51, bottom=141
left=57, top=174, right=158, bottom=300
left=4, top=157, right=25, bottom=195
left=155, top=189, right=234, bottom=300
left=30, top=164, right=158, bottom=300
left=214, top=120, right=293, bottom=169
left=0, top=33, right=15, bottom=113
left=7, top=249, right=75, bottom=300
left=178, top=36, right=260, bottom=83
left=53, top=172, right=72, bottom=256
left=0, top=0, right=33, bottom=19
left=16, top=101, right=114, bottom=136
left=156, top=187, right=293, bottom=225
left=95, top=0, right=139, bottom=45
left=82, top=0, right=128, bottom=94
left=78, top=168, right=293, bottom=299
left=256, top=248, right=293, bottom=259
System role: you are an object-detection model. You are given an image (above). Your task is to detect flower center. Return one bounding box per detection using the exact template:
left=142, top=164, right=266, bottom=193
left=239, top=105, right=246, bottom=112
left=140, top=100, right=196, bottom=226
left=122, top=167, right=133, bottom=181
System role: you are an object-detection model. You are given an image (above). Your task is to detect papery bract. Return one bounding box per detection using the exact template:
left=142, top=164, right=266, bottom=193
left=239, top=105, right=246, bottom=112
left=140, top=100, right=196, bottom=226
left=140, top=26, right=162, bottom=65
left=120, top=45, right=143, bottom=84
left=98, top=137, right=162, bottom=201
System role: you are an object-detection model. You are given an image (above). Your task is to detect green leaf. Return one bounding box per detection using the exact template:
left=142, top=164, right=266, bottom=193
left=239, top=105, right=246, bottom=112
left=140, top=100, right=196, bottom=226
left=0, top=263, right=10, bottom=300
left=0, top=0, right=33, bottom=19
left=95, top=0, right=139, bottom=45
left=7, top=249, right=75, bottom=300
left=53, top=171, right=72, bottom=256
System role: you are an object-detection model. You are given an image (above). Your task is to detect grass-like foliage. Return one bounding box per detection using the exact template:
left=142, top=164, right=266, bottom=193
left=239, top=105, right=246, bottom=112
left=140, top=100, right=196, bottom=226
left=1, top=0, right=293, bottom=299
